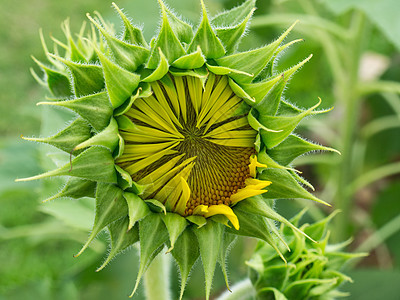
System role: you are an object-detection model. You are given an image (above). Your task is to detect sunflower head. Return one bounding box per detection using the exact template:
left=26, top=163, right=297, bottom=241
left=247, top=211, right=366, bottom=300
left=19, top=0, right=338, bottom=298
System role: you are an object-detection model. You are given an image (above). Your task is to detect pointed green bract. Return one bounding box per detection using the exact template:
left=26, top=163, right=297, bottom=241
left=215, top=9, right=254, bottom=54
left=268, top=134, right=340, bottom=166
left=147, top=1, right=186, bottom=68
left=38, top=92, right=113, bottom=132
left=211, top=0, right=256, bottom=27
left=171, top=228, right=200, bottom=300
left=23, top=117, right=91, bottom=153
left=194, top=220, right=224, bottom=300
left=260, top=99, right=322, bottom=148
left=75, top=182, right=127, bottom=257
left=123, top=192, right=151, bottom=230
left=172, top=46, right=205, bottom=69
left=131, top=213, right=169, bottom=297
left=95, top=46, right=140, bottom=108
left=187, top=1, right=225, bottom=59
left=32, top=56, right=72, bottom=98
left=254, top=77, right=286, bottom=116
left=17, top=146, right=118, bottom=184
left=218, top=232, right=236, bottom=291
left=161, top=213, right=188, bottom=252
left=44, top=177, right=96, bottom=202
left=142, top=48, right=169, bottom=82
left=259, top=168, right=329, bottom=205
left=88, top=14, right=150, bottom=73
left=112, top=3, right=148, bottom=47
left=97, top=217, right=139, bottom=271
left=215, top=22, right=298, bottom=83
left=50, top=54, right=105, bottom=97
left=162, top=1, right=193, bottom=44
left=74, top=118, right=119, bottom=151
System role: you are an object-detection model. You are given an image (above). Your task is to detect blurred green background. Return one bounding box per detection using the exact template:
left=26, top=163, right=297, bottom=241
left=1, top=0, right=399, bottom=299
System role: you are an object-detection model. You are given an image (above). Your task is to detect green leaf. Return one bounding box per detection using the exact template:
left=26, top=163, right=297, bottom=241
left=22, top=117, right=91, bottom=153
left=187, top=0, right=225, bottom=59
left=257, top=147, right=297, bottom=172
left=161, top=212, right=188, bottom=252
left=16, top=146, right=118, bottom=184
left=186, top=215, right=207, bottom=228
left=75, top=182, right=127, bottom=257
left=268, top=134, right=340, bottom=166
left=131, top=213, right=169, bottom=297
left=146, top=1, right=186, bottom=69
left=171, top=228, right=200, bottom=300
left=94, top=45, right=141, bottom=108
left=259, top=99, right=322, bottom=148
left=194, top=220, right=224, bottom=300
left=49, top=54, right=105, bottom=97
left=259, top=168, right=329, bottom=206
left=112, top=3, right=148, bottom=47
left=123, top=192, right=151, bottom=230
left=97, top=216, right=140, bottom=271
left=31, top=56, right=72, bottom=98
left=43, top=177, right=96, bottom=202
left=88, top=14, right=150, bottom=72
left=37, top=92, right=113, bottom=132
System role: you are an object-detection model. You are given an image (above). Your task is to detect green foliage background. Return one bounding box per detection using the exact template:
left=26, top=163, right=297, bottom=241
left=0, top=0, right=399, bottom=299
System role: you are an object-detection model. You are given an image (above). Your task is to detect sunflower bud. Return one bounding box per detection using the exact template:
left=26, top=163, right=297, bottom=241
left=18, top=0, right=338, bottom=298
left=247, top=211, right=366, bottom=300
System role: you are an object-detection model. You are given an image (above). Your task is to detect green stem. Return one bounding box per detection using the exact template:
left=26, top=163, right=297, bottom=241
left=333, top=11, right=366, bottom=241
left=143, top=253, right=171, bottom=300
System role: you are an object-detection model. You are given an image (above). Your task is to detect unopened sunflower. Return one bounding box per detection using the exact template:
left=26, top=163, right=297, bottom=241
left=18, top=0, right=338, bottom=298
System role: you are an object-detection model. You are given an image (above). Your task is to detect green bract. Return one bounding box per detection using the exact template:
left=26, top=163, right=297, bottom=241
left=247, top=211, right=366, bottom=300
left=19, top=0, right=339, bottom=298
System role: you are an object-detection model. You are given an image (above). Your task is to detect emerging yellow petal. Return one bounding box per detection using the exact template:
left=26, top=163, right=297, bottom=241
left=204, top=205, right=239, bottom=230
left=249, top=155, right=267, bottom=177
left=230, top=187, right=269, bottom=205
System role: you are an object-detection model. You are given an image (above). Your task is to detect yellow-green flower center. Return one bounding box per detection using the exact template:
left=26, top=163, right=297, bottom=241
left=117, top=73, right=257, bottom=216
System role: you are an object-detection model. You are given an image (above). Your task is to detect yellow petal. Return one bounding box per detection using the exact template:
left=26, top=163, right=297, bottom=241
left=249, top=155, right=267, bottom=177
left=230, top=187, right=268, bottom=205
left=204, top=205, right=239, bottom=230
left=245, top=178, right=272, bottom=190
left=193, top=205, right=209, bottom=215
